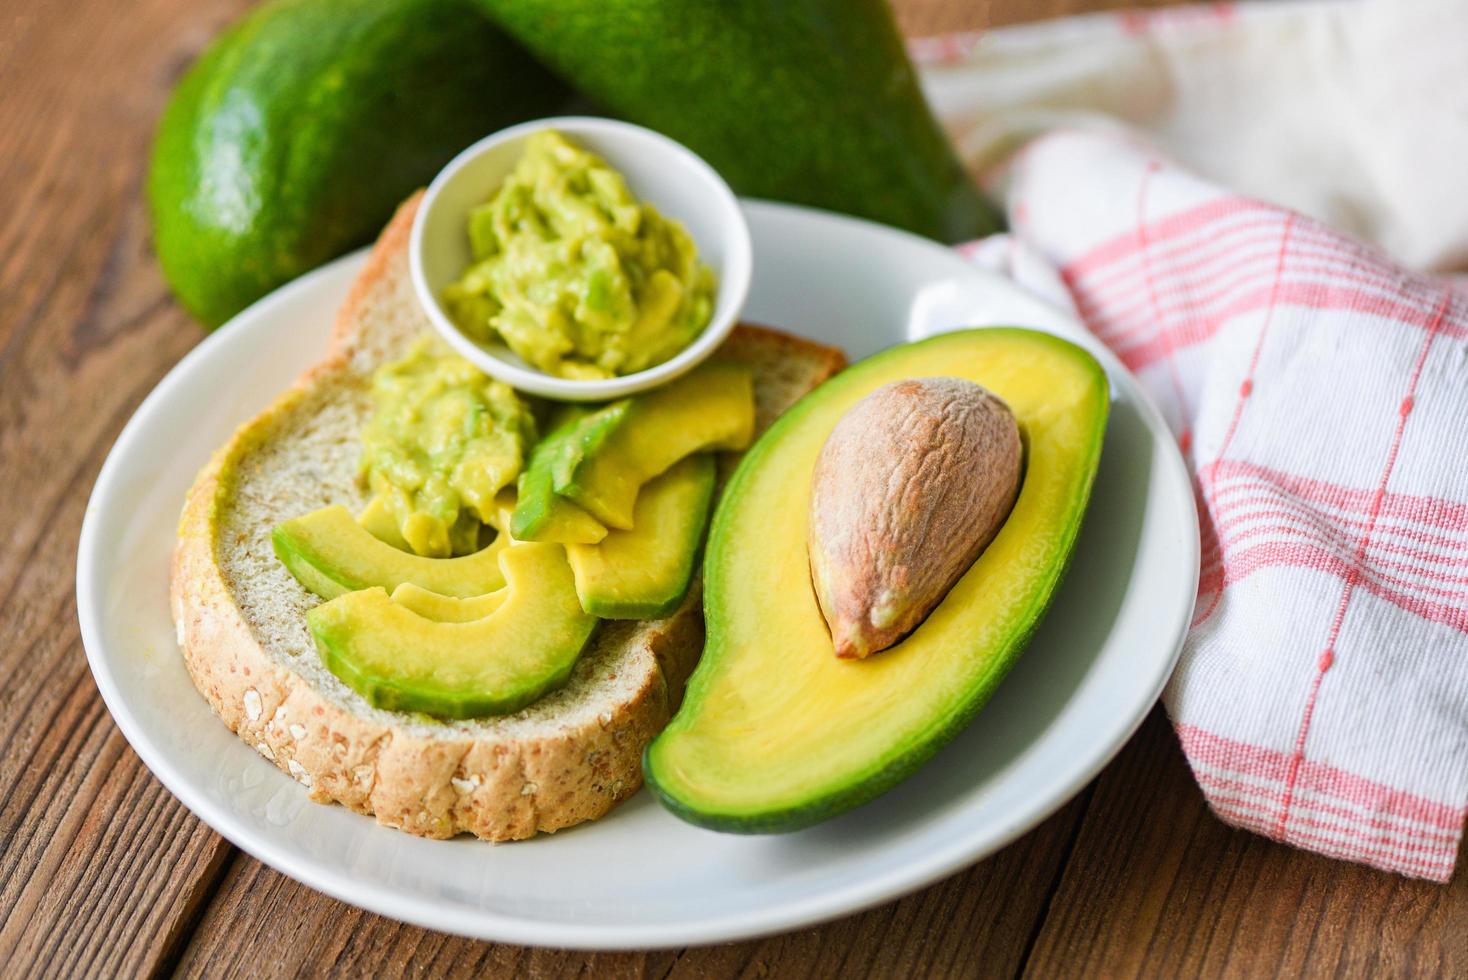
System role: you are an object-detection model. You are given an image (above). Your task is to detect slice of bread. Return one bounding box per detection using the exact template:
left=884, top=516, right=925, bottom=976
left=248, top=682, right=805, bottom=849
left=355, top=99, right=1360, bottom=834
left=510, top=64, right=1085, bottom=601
left=170, top=193, right=846, bottom=840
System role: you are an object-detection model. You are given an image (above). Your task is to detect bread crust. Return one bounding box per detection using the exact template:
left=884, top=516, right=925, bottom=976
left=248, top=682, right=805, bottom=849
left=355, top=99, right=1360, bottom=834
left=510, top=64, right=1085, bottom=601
left=173, top=472, right=702, bottom=838
left=170, top=194, right=844, bottom=841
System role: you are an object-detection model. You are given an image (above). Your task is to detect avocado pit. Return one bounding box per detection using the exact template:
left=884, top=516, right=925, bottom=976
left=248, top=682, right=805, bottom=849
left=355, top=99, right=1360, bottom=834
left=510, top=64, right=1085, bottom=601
left=807, top=376, right=1023, bottom=659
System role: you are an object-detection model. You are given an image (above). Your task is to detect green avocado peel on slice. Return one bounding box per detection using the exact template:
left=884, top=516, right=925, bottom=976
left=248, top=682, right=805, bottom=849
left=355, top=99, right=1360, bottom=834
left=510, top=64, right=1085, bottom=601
left=553, top=361, right=754, bottom=529
left=510, top=408, right=612, bottom=545
left=643, top=329, right=1109, bottom=833
left=272, top=504, right=506, bottom=600
left=567, top=453, right=717, bottom=619
left=309, top=542, right=597, bottom=719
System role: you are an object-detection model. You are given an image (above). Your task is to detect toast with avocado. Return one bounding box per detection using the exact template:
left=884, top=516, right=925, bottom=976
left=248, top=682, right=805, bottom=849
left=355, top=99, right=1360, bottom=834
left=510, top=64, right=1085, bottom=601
left=170, top=192, right=844, bottom=840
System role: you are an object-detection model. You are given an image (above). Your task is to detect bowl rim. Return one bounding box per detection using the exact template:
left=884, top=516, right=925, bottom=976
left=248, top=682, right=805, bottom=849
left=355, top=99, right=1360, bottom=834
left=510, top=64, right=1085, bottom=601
left=409, top=115, right=752, bottom=402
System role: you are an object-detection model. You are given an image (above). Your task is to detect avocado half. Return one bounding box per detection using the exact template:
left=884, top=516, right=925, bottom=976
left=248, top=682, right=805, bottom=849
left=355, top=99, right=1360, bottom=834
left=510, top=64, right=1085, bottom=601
left=643, top=328, right=1110, bottom=833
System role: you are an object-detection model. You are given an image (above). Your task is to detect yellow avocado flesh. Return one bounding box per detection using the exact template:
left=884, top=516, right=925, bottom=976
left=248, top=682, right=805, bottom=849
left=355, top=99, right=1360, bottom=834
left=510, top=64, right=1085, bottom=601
left=272, top=505, right=507, bottom=600
left=390, top=582, right=507, bottom=622
left=308, top=542, right=596, bottom=718
left=566, top=453, right=716, bottom=619
left=358, top=339, right=537, bottom=558
left=645, top=329, right=1109, bottom=831
left=555, top=360, right=754, bottom=529
left=357, top=496, right=412, bottom=552
left=364, top=489, right=515, bottom=554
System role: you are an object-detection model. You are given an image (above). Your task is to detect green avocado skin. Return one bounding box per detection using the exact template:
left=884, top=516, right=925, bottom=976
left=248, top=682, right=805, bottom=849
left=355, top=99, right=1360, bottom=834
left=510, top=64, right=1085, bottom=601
left=474, top=0, right=1001, bottom=243
left=148, top=0, right=570, bottom=328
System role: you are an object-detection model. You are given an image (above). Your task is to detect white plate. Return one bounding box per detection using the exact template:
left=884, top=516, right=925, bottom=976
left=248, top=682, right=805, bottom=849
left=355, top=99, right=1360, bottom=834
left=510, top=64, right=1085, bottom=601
left=78, top=200, right=1198, bottom=949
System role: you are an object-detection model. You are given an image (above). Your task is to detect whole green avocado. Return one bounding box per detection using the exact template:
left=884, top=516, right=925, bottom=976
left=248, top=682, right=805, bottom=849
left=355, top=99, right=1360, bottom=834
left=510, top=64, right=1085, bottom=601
left=474, top=0, right=1001, bottom=243
left=148, top=0, right=570, bottom=328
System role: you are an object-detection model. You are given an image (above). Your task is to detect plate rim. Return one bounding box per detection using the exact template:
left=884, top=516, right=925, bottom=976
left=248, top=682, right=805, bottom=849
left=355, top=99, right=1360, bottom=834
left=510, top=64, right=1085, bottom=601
left=76, top=199, right=1198, bottom=949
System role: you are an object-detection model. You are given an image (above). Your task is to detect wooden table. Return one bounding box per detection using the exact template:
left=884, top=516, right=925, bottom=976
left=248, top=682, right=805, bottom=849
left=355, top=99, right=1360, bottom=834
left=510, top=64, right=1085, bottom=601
left=2, top=0, right=1464, bottom=975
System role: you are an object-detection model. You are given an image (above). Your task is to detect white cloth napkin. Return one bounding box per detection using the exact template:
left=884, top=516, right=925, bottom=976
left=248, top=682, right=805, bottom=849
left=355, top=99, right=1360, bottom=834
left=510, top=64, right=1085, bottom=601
left=914, top=1, right=1468, bottom=881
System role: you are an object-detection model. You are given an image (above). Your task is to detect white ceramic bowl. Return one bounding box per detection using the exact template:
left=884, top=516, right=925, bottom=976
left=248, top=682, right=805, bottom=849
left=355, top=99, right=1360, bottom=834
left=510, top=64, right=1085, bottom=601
left=410, top=116, right=752, bottom=401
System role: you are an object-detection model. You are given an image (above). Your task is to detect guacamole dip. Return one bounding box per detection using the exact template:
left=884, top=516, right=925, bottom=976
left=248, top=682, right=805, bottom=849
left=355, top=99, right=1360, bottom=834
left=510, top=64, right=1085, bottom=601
left=443, top=130, right=716, bottom=380
left=361, top=339, right=537, bottom=557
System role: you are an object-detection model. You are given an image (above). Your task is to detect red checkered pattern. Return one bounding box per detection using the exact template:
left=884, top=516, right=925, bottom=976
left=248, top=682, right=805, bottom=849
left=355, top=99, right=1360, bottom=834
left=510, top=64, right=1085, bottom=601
left=989, top=130, right=1468, bottom=881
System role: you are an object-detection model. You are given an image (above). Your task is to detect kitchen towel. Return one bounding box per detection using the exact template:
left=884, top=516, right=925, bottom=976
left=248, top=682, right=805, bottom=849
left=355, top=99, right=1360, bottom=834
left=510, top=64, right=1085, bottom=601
left=913, top=2, right=1468, bottom=881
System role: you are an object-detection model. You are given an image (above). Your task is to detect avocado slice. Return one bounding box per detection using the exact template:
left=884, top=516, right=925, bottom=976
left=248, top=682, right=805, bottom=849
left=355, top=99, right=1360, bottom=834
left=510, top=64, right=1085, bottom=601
left=390, top=582, right=507, bottom=622
left=554, top=361, right=754, bottom=529
left=272, top=505, right=507, bottom=600
left=510, top=409, right=611, bottom=545
left=309, top=542, right=597, bottom=718
left=644, top=329, right=1109, bottom=832
left=567, top=453, right=716, bottom=619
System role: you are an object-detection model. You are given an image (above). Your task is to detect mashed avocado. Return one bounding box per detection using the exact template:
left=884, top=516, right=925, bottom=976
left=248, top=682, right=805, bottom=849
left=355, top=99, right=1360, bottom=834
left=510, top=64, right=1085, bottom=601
left=443, top=130, right=716, bottom=380
left=360, top=339, right=537, bottom=557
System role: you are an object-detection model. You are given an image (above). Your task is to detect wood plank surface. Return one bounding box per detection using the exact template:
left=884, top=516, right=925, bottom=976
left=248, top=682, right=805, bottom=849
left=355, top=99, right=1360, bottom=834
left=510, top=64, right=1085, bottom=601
left=173, top=799, right=1085, bottom=979
left=1024, top=710, right=1468, bottom=980
left=0, top=0, right=1462, bottom=977
left=0, top=0, right=252, bottom=974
